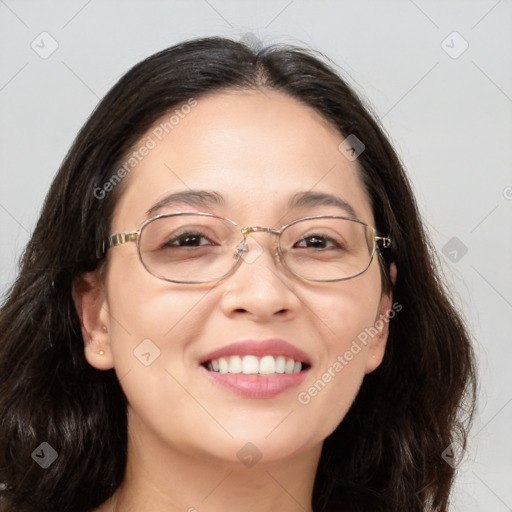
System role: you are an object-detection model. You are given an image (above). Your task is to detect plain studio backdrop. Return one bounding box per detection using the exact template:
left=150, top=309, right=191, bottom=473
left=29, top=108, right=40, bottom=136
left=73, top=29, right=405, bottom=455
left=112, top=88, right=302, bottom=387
left=0, top=1, right=511, bottom=510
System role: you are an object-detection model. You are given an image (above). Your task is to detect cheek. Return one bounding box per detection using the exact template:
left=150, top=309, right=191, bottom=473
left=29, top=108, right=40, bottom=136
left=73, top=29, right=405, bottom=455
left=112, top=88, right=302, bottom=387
left=106, top=247, right=190, bottom=329
left=103, top=265, right=215, bottom=443
left=318, top=266, right=382, bottom=354
left=103, top=254, right=208, bottom=373
left=298, top=271, right=382, bottom=435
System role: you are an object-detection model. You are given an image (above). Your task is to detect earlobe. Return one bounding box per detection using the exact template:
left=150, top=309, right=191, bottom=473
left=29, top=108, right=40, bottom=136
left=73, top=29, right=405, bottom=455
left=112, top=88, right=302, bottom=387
left=388, top=261, right=397, bottom=286
left=72, top=271, right=114, bottom=370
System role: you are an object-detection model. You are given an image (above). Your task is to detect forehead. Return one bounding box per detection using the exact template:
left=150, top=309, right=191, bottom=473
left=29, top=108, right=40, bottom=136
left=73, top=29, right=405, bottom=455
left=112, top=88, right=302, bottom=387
left=112, top=89, right=374, bottom=230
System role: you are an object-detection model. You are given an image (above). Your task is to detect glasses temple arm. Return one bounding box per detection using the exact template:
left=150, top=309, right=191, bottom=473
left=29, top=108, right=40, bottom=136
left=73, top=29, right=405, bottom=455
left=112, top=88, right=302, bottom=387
left=100, top=232, right=139, bottom=255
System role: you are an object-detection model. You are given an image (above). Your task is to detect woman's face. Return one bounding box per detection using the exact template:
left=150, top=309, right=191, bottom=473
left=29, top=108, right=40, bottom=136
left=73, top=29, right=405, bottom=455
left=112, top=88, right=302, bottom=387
left=80, top=89, right=393, bottom=466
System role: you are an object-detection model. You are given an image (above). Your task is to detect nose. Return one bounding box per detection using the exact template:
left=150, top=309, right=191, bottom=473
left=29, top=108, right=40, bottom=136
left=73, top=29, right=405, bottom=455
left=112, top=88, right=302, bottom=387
left=219, top=232, right=301, bottom=321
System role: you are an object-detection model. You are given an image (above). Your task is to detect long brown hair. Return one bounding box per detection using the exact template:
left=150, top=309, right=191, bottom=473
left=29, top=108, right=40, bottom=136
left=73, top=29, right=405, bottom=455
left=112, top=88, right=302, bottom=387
left=0, top=36, right=476, bottom=512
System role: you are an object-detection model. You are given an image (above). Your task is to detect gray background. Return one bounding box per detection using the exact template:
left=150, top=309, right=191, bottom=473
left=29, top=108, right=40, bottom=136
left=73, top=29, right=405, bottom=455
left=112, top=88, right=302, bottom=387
left=1, top=1, right=511, bottom=510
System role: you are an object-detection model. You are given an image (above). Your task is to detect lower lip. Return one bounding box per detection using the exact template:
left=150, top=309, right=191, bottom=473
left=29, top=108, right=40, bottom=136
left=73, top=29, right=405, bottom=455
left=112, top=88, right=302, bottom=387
left=201, top=366, right=309, bottom=398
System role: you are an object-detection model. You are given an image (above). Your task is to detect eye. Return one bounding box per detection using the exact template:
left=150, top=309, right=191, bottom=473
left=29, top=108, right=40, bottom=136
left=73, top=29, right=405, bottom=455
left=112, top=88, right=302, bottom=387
left=164, top=230, right=215, bottom=248
left=293, top=234, right=343, bottom=250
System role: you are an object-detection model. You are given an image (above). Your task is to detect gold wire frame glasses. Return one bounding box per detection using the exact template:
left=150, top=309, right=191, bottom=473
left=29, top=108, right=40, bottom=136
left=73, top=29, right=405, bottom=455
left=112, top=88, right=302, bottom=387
left=101, top=212, right=391, bottom=284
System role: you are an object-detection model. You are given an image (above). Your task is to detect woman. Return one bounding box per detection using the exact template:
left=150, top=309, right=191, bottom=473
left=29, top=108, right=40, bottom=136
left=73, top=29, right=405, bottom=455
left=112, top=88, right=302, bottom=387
left=0, top=36, right=476, bottom=512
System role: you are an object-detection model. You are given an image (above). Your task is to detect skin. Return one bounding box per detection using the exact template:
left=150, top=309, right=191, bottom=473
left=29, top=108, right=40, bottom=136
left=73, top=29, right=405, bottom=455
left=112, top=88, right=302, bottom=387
left=74, top=88, right=396, bottom=512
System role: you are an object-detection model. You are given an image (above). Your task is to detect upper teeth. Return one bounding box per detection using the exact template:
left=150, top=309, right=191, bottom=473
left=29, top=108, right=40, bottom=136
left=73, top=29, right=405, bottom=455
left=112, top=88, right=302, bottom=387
left=207, top=355, right=303, bottom=375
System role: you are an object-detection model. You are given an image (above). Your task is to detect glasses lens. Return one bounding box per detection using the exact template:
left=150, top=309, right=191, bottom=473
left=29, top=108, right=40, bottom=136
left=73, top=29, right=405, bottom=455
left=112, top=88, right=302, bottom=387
left=280, top=217, right=375, bottom=281
left=138, top=214, right=376, bottom=283
left=139, top=214, right=242, bottom=282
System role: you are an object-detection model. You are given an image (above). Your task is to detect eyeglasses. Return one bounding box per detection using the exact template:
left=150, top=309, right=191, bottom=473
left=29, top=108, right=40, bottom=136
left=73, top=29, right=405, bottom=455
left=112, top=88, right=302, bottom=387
left=102, top=212, right=391, bottom=284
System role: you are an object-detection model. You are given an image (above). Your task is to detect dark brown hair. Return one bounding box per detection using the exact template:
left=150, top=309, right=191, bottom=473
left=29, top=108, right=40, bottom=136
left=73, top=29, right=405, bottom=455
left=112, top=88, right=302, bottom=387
left=0, top=36, right=476, bottom=512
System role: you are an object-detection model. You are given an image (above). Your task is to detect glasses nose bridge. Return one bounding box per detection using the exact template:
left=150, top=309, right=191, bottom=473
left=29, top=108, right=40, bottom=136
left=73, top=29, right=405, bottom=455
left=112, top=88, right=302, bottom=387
left=241, top=225, right=281, bottom=237
left=238, top=225, right=282, bottom=261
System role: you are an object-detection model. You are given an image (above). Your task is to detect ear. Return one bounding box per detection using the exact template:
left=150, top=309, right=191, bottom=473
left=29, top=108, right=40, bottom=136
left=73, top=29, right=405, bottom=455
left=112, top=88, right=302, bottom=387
left=365, top=262, right=397, bottom=374
left=72, top=271, right=114, bottom=370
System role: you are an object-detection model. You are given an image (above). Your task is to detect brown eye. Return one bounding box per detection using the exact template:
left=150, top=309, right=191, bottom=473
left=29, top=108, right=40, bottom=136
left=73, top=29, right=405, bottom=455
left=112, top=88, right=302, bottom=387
left=293, top=234, right=342, bottom=250
left=164, top=231, right=214, bottom=248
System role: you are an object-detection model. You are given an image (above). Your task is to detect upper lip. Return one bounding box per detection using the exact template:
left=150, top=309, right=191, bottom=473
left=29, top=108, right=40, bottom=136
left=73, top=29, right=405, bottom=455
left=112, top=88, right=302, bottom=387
left=199, top=339, right=311, bottom=365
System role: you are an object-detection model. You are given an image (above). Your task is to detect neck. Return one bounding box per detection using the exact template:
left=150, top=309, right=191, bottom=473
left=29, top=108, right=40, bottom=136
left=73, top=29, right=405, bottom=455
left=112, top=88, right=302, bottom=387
left=108, top=407, right=321, bottom=512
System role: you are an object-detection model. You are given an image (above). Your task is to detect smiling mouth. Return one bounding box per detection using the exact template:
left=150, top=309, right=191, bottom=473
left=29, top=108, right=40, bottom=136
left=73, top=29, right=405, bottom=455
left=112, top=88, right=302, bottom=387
left=202, top=355, right=310, bottom=376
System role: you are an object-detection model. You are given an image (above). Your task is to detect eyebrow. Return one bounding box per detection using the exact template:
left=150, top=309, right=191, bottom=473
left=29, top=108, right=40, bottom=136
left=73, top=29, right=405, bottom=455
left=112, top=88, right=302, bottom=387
left=288, top=191, right=357, bottom=218
left=146, top=190, right=225, bottom=216
left=146, top=189, right=357, bottom=219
